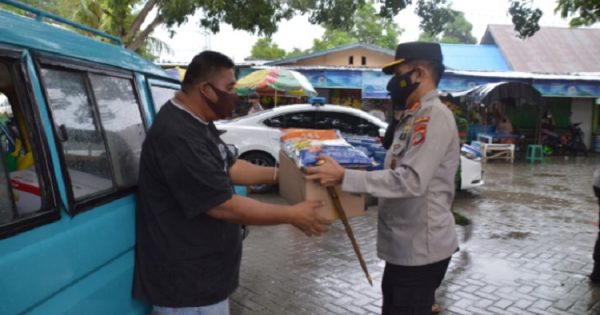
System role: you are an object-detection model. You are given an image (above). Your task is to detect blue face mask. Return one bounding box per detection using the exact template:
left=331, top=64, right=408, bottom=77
left=387, top=69, right=419, bottom=110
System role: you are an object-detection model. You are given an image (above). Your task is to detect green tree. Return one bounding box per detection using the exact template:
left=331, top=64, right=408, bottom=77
left=555, top=0, right=600, bottom=27
left=4, top=0, right=171, bottom=59
left=508, top=0, right=600, bottom=38
left=352, top=2, right=402, bottom=49
left=419, top=11, right=476, bottom=44
left=414, top=0, right=456, bottom=36
left=508, top=0, right=542, bottom=39
left=250, top=37, right=286, bottom=60
left=311, top=29, right=358, bottom=52
left=4, top=0, right=409, bottom=54
left=286, top=48, right=308, bottom=58
left=311, top=2, right=402, bottom=52
left=5, top=0, right=598, bottom=60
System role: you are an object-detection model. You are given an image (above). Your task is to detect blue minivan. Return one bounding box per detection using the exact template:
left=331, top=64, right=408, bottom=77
left=0, top=1, right=182, bottom=314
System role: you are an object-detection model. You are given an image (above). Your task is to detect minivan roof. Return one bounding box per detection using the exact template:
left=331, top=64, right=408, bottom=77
left=0, top=8, right=174, bottom=80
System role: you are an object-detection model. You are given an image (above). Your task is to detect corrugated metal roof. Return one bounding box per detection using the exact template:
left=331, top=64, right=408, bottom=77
left=448, top=69, right=600, bottom=81
left=265, top=42, right=510, bottom=72
left=440, top=43, right=510, bottom=71
left=481, top=24, right=600, bottom=74
left=253, top=65, right=600, bottom=81
left=265, top=42, right=394, bottom=66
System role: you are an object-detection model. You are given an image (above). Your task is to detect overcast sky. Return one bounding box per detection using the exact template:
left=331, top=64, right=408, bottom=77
left=153, top=0, right=597, bottom=63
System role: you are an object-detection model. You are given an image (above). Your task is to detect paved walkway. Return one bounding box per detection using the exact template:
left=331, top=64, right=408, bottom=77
left=231, top=156, right=600, bottom=314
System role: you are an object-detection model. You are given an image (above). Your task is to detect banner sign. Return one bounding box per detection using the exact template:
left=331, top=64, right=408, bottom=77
left=533, top=79, right=600, bottom=97
left=240, top=67, right=600, bottom=98
left=361, top=71, right=391, bottom=99
left=300, top=70, right=362, bottom=89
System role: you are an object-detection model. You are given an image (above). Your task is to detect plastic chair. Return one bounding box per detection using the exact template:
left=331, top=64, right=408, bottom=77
left=526, top=144, right=544, bottom=164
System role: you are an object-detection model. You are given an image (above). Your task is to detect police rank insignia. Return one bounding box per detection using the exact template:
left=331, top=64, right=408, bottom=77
left=399, top=122, right=412, bottom=140
left=411, top=116, right=430, bottom=145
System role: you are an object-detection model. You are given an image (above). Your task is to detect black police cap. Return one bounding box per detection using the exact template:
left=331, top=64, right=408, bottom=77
left=382, top=41, right=444, bottom=74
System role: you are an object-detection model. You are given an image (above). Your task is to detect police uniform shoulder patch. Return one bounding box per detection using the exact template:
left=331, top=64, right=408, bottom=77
left=411, top=116, right=430, bottom=145
left=414, top=116, right=431, bottom=124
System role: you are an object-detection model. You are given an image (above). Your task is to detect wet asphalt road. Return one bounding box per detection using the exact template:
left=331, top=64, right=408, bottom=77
left=231, top=155, right=600, bottom=314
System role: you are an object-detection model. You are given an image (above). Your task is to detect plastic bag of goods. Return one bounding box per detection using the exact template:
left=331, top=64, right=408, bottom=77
left=280, top=129, right=373, bottom=168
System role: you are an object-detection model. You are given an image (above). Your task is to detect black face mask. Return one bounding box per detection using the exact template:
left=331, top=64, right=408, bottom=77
left=202, top=83, right=239, bottom=119
left=387, top=69, right=419, bottom=110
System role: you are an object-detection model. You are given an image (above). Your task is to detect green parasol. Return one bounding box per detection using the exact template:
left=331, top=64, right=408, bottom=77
left=236, top=68, right=317, bottom=106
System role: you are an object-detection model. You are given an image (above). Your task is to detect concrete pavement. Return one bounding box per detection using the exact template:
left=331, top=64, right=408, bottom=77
left=231, top=156, right=600, bottom=314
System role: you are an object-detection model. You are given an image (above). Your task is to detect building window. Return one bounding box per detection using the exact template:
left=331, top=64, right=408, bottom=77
left=348, top=56, right=354, bottom=65
left=361, top=56, right=367, bottom=66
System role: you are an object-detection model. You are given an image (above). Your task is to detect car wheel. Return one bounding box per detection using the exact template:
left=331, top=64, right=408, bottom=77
left=241, top=152, right=276, bottom=194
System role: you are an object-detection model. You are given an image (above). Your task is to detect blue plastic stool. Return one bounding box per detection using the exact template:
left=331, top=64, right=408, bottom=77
left=526, top=144, right=544, bottom=164
left=234, top=185, right=248, bottom=196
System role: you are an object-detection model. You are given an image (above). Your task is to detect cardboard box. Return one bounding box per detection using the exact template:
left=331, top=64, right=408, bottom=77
left=278, top=151, right=365, bottom=221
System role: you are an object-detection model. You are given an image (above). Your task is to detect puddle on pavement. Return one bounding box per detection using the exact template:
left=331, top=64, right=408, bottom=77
left=473, top=259, right=523, bottom=282
left=489, top=231, right=531, bottom=240
left=451, top=250, right=528, bottom=283
left=547, top=185, right=570, bottom=192
left=533, top=173, right=567, bottom=178
left=480, top=191, right=571, bottom=208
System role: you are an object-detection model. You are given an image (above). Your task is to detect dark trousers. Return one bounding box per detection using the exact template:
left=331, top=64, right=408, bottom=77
left=381, top=257, right=451, bottom=315
left=592, top=187, right=600, bottom=280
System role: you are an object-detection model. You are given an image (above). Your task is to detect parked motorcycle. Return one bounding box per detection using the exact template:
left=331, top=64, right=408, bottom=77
left=542, top=122, right=588, bottom=156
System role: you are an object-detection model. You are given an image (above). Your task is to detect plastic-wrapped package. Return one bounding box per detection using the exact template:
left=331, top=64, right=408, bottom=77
left=343, top=134, right=387, bottom=171
left=280, top=129, right=374, bottom=168
left=280, top=129, right=339, bottom=142
left=298, top=145, right=374, bottom=167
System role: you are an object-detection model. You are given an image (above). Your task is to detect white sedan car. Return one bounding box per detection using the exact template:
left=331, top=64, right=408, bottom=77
left=217, top=104, right=483, bottom=192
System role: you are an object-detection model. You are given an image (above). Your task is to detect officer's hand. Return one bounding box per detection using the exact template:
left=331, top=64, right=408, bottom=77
left=288, top=200, right=331, bottom=236
left=304, top=155, right=345, bottom=187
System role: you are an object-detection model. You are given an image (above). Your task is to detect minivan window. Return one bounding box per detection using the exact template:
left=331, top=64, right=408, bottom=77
left=150, top=85, right=177, bottom=112
left=90, top=74, right=145, bottom=188
left=0, top=59, right=56, bottom=234
left=41, top=68, right=114, bottom=200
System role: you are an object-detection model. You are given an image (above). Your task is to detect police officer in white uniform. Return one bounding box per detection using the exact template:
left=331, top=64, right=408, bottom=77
left=305, top=42, right=459, bottom=315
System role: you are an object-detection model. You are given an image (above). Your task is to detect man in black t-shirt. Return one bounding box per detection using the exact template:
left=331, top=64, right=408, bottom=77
left=133, top=51, right=331, bottom=314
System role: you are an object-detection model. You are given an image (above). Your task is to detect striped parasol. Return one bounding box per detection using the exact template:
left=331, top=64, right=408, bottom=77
left=236, top=68, right=317, bottom=105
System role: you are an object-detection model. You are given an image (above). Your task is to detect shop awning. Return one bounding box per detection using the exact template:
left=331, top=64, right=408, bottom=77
left=463, top=81, right=543, bottom=106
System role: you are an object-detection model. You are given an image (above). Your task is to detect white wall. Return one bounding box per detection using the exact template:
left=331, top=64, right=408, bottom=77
left=571, top=98, right=594, bottom=149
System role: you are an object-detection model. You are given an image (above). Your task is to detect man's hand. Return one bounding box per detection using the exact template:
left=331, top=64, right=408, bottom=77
left=288, top=200, right=331, bottom=236
left=303, top=155, right=345, bottom=187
